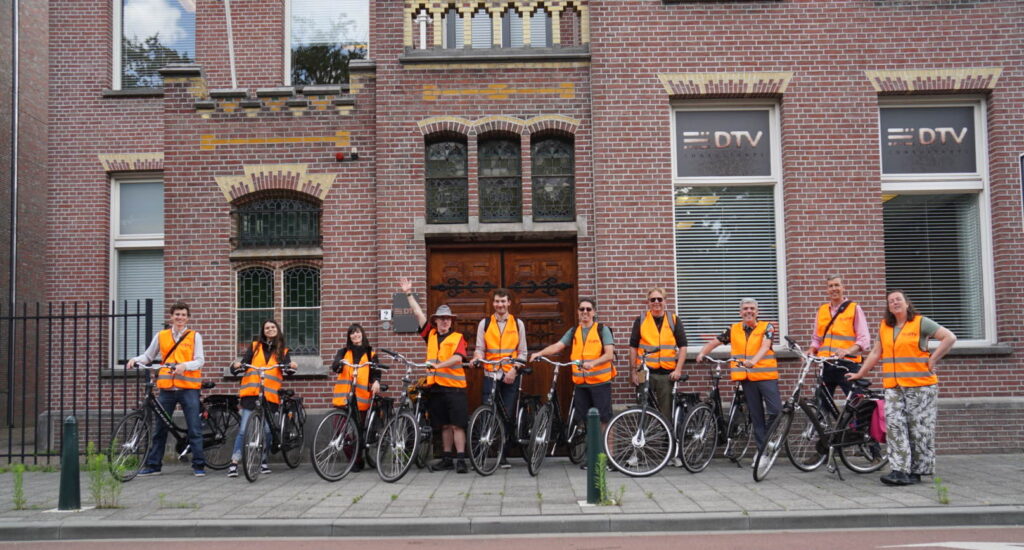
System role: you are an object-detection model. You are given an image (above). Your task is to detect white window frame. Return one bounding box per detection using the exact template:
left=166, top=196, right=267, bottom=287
left=285, top=0, right=371, bottom=86
left=879, top=96, right=995, bottom=347
left=112, top=0, right=123, bottom=90
left=233, top=264, right=322, bottom=358
left=670, top=100, right=787, bottom=349
left=110, top=176, right=165, bottom=367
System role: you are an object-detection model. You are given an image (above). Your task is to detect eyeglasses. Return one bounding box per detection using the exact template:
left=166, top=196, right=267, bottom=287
left=578, top=307, right=594, bottom=312
left=649, top=297, right=664, bottom=303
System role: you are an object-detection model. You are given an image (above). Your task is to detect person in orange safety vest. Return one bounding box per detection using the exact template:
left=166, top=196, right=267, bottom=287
left=328, top=323, right=382, bottom=472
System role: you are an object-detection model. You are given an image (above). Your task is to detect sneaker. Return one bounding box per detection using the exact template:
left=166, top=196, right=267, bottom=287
left=455, top=459, right=468, bottom=474
left=499, top=456, right=511, bottom=469
left=193, top=468, right=206, bottom=477
left=908, top=473, right=922, bottom=485
left=260, top=463, right=272, bottom=474
left=137, top=466, right=161, bottom=477
left=671, top=457, right=683, bottom=468
left=226, top=464, right=238, bottom=478
left=880, top=470, right=911, bottom=486
left=433, top=457, right=454, bottom=471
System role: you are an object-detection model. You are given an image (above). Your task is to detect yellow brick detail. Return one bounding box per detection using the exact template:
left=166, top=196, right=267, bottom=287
left=864, top=68, right=1002, bottom=92
left=657, top=71, right=794, bottom=96
left=423, top=82, right=574, bottom=101
left=97, top=153, right=164, bottom=173
left=214, top=164, right=336, bottom=202
left=200, top=132, right=350, bottom=151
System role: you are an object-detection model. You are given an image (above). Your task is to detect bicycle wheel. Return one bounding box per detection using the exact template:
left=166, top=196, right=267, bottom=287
left=364, top=405, right=391, bottom=470
left=526, top=404, right=554, bottom=476
left=241, top=411, right=266, bottom=482
left=467, top=406, right=505, bottom=476
left=414, top=415, right=433, bottom=469
left=604, top=408, right=673, bottom=477
left=723, top=401, right=752, bottom=462
left=281, top=401, right=304, bottom=469
left=108, top=411, right=150, bottom=482
left=753, top=410, right=792, bottom=482
left=839, top=434, right=888, bottom=473
left=567, top=419, right=587, bottom=465
left=377, top=411, right=418, bottom=482
left=515, top=397, right=538, bottom=463
left=679, top=404, right=717, bottom=473
left=785, top=402, right=827, bottom=472
left=201, top=406, right=239, bottom=470
left=310, top=410, right=360, bottom=482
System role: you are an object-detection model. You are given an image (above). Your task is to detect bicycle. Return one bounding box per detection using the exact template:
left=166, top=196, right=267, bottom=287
left=466, top=357, right=534, bottom=475
left=677, top=356, right=753, bottom=473
left=525, top=356, right=587, bottom=476
left=310, top=358, right=394, bottom=481
left=778, top=337, right=887, bottom=480
left=784, top=352, right=855, bottom=472
left=108, top=364, right=240, bottom=481
left=374, top=348, right=436, bottom=483
left=603, top=350, right=674, bottom=477
left=236, top=363, right=305, bottom=482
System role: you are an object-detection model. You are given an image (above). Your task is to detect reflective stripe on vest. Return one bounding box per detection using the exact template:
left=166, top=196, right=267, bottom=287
left=239, top=341, right=287, bottom=404
left=483, top=314, right=520, bottom=372
left=638, top=312, right=678, bottom=371
left=879, top=316, right=937, bottom=389
left=729, top=321, right=778, bottom=382
left=570, top=323, right=615, bottom=386
left=427, top=330, right=467, bottom=388
left=156, top=330, right=201, bottom=390
left=333, top=349, right=375, bottom=411
left=815, top=302, right=863, bottom=362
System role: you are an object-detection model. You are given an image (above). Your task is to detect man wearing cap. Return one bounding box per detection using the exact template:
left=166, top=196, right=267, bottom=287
left=399, top=277, right=470, bottom=473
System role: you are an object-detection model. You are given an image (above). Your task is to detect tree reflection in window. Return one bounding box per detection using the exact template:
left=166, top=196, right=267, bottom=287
left=479, top=138, right=522, bottom=223
left=532, top=137, right=574, bottom=221
left=425, top=140, right=469, bottom=224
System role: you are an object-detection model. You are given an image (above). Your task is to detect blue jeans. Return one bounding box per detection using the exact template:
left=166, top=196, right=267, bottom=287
left=232, top=407, right=271, bottom=464
left=482, top=373, right=520, bottom=419
left=742, top=379, right=782, bottom=452
left=145, top=389, right=204, bottom=469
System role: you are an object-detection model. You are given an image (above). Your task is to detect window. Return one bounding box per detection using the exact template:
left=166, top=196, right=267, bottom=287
left=235, top=196, right=321, bottom=248
left=471, top=8, right=492, bottom=49
left=425, top=140, right=469, bottom=224
left=880, top=100, right=992, bottom=343
left=288, top=0, right=369, bottom=86
left=530, top=8, right=551, bottom=47
left=236, top=266, right=321, bottom=355
left=502, top=9, right=523, bottom=48
left=113, top=0, right=196, bottom=89
left=672, top=104, right=784, bottom=340
left=112, top=178, right=164, bottom=364
left=443, top=8, right=464, bottom=49
left=531, top=137, right=574, bottom=221
left=478, top=137, right=522, bottom=222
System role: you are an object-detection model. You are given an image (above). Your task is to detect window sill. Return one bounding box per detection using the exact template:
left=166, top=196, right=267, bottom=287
left=400, top=46, right=590, bottom=65
left=102, top=88, right=164, bottom=98
left=944, top=343, right=1014, bottom=356
left=230, top=247, right=323, bottom=261
left=415, top=215, right=587, bottom=240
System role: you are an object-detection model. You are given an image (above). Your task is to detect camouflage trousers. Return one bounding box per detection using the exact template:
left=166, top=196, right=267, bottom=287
left=884, top=384, right=938, bottom=475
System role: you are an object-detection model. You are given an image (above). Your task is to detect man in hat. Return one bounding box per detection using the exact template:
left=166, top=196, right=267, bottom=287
left=400, top=277, right=470, bottom=473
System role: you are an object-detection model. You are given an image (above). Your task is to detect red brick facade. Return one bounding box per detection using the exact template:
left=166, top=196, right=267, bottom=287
left=44, top=1, right=1023, bottom=452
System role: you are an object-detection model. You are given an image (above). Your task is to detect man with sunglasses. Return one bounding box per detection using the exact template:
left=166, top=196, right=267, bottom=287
left=629, top=288, right=688, bottom=430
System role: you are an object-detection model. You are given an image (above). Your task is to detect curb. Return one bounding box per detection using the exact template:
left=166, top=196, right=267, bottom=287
left=2, top=505, right=1022, bottom=541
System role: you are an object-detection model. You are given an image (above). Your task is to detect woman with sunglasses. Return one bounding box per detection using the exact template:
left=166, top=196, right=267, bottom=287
left=529, top=297, right=617, bottom=433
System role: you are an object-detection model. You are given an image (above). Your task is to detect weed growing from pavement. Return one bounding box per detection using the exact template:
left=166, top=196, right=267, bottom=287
left=0, top=463, right=57, bottom=474
left=390, top=494, right=399, bottom=501
left=934, top=477, right=950, bottom=505
left=352, top=495, right=363, bottom=504
left=645, top=490, right=654, bottom=499
left=85, top=442, right=124, bottom=508
left=12, top=464, right=26, bottom=510
left=157, top=493, right=199, bottom=509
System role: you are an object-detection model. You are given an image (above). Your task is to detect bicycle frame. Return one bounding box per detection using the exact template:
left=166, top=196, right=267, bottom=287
left=702, top=356, right=751, bottom=465
left=336, top=359, right=393, bottom=449
left=134, top=365, right=203, bottom=459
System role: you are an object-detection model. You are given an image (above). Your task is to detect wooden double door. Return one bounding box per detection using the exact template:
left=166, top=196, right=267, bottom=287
left=427, top=243, right=577, bottom=414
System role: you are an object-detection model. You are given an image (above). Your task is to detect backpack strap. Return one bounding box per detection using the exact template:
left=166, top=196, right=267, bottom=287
left=159, top=330, right=192, bottom=365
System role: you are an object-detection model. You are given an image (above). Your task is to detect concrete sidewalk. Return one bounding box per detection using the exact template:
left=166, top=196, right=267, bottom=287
left=0, top=453, right=1021, bottom=540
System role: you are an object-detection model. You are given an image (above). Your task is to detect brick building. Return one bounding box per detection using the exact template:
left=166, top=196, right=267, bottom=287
left=42, top=0, right=1023, bottom=453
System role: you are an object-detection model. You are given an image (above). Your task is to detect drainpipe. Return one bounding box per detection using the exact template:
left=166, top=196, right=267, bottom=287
left=7, top=0, right=19, bottom=425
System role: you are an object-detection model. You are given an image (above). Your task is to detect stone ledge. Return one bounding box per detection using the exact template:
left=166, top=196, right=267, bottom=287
left=229, top=246, right=324, bottom=261
left=415, top=215, right=587, bottom=240
left=101, top=87, right=164, bottom=98
left=255, top=87, right=295, bottom=98
left=208, top=88, right=247, bottom=99
left=400, top=46, right=590, bottom=65
left=944, top=343, right=1014, bottom=356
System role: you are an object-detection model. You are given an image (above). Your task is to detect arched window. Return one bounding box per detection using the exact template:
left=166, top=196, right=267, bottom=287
left=530, top=8, right=551, bottom=47
left=471, top=7, right=492, bottom=48
left=531, top=137, right=575, bottom=221
left=479, top=137, right=522, bottom=223
left=237, top=267, right=275, bottom=344
left=235, top=195, right=321, bottom=248
left=443, top=8, right=464, bottom=48
left=425, top=139, right=469, bottom=224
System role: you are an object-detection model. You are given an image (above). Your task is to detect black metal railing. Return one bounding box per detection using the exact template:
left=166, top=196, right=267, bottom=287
left=0, top=299, right=154, bottom=463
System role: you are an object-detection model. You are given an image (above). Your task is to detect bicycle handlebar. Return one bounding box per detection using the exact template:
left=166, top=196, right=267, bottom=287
left=376, top=348, right=435, bottom=370
left=337, top=359, right=389, bottom=370
left=535, top=356, right=581, bottom=369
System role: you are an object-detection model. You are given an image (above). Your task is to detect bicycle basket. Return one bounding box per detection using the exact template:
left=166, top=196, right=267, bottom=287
left=408, top=376, right=431, bottom=402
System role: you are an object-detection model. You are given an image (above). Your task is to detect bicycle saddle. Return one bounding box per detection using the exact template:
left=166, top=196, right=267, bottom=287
left=201, top=381, right=216, bottom=390
left=280, top=389, right=295, bottom=398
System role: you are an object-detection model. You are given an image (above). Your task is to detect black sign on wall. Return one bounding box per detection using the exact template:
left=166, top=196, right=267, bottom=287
left=675, top=110, right=772, bottom=178
left=880, top=106, right=976, bottom=174
left=391, top=293, right=421, bottom=333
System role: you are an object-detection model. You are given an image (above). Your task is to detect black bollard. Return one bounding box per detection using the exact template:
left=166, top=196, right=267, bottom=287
left=586, top=407, right=601, bottom=504
left=58, top=416, right=81, bottom=510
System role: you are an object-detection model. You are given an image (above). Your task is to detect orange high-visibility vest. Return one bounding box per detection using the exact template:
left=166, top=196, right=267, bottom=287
left=156, top=330, right=201, bottom=390
left=879, top=316, right=938, bottom=389
left=483, top=314, right=520, bottom=372
left=240, top=341, right=286, bottom=404
left=729, top=321, right=778, bottom=382
left=637, top=312, right=679, bottom=371
left=570, top=323, right=616, bottom=386
left=815, top=302, right=863, bottom=362
left=333, top=349, right=375, bottom=411
left=426, top=330, right=467, bottom=388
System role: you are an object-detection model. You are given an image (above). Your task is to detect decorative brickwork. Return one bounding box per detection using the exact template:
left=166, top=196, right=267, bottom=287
left=865, top=68, right=1003, bottom=94
left=214, top=164, right=336, bottom=202
left=403, top=0, right=589, bottom=48
left=423, top=82, right=574, bottom=101
left=417, top=115, right=580, bottom=137
left=199, top=132, right=351, bottom=151
left=98, top=153, right=164, bottom=173
left=657, top=72, right=793, bottom=97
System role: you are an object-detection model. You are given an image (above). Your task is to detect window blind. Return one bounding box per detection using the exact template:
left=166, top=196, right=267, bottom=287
left=116, top=249, right=164, bottom=363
